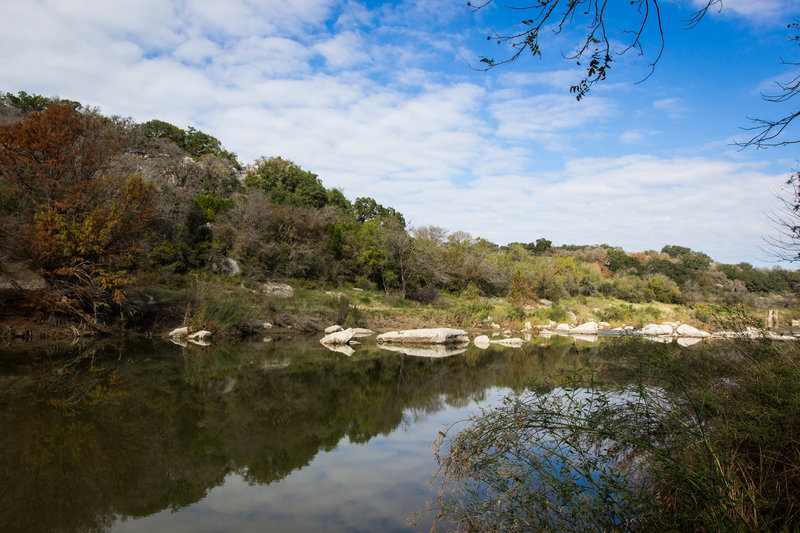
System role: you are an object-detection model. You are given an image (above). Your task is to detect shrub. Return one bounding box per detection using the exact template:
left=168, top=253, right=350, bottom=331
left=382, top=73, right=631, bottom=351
left=548, top=304, right=567, bottom=323
left=428, top=340, right=800, bottom=531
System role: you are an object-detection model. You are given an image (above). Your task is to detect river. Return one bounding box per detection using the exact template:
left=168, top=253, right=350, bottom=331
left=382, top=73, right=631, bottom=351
left=0, top=334, right=647, bottom=532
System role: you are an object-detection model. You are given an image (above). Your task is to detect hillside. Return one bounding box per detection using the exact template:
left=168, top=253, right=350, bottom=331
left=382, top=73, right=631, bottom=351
left=1, top=91, right=798, bottom=338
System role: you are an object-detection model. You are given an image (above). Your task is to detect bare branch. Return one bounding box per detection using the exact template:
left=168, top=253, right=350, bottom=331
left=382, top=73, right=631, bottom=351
left=469, top=0, right=719, bottom=99
left=764, top=172, right=800, bottom=263
left=735, top=20, right=800, bottom=150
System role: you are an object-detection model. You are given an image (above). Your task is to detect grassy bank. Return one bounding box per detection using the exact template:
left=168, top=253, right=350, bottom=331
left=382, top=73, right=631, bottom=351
left=133, top=275, right=793, bottom=338
left=426, top=336, right=800, bottom=531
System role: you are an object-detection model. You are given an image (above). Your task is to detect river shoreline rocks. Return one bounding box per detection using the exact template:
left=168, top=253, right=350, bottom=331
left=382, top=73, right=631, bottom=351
left=315, top=322, right=797, bottom=357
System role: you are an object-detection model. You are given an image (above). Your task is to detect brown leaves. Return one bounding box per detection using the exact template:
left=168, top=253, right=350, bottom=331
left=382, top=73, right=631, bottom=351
left=0, top=104, right=155, bottom=320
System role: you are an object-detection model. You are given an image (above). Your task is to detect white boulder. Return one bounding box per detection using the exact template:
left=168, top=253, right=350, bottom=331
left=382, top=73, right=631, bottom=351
left=351, top=328, right=375, bottom=338
left=376, top=328, right=469, bottom=345
left=320, top=328, right=356, bottom=346
left=675, top=324, right=710, bottom=338
left=187, top=330, right=212, bottom=341
left=168, top=326, right=189, bottom=338
left=570, top=321, right=599, bottom=335
left=640, top=324, right=674, bottom=336
left=473, top=335, right=491, bottom=349
left=325, top=325, right=344, bottom=334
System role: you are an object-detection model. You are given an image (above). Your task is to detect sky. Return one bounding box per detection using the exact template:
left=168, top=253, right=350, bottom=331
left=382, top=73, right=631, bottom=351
left=1, top=0, right=798, bottom=266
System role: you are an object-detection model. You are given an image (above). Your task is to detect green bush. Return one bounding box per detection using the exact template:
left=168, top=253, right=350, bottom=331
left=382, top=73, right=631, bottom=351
left=548, top=304, right=567, bottom=323
left=505, top=306, right=527, bottom=322
left=326, top=295, right=366, bottom=327
left=451, top=300, right=493, bottom=325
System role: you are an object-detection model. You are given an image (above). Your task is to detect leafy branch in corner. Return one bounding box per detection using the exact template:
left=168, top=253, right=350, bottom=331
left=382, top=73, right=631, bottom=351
left=467, top=0, right=721, bottom=100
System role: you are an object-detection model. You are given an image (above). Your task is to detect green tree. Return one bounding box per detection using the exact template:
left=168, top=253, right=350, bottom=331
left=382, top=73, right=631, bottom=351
left=353, top=196, right=406, bottom=227
left=2, top=90, right=81, bottom=112
left=507, top=269, right=534, bottom=305
left=245, top=157, right=328, bottom=209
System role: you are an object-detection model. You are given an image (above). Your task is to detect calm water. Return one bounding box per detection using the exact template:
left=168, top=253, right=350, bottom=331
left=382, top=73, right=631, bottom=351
left=0, top=334, right=609, bottom=532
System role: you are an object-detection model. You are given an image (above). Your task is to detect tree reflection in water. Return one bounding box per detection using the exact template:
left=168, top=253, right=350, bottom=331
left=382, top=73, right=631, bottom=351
left=0, top=335, right=586, bottom=532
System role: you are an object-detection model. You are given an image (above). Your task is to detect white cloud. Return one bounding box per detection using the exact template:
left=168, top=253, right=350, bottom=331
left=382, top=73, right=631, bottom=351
left=490, top=93, right=615, bottom=150
left=619, top=129, right=660, bottom=143
left=313, top=32, right=372, bottom=70
left=653, top=97, right=687, bottom=117
left=692, top=0, right=792, bottom=22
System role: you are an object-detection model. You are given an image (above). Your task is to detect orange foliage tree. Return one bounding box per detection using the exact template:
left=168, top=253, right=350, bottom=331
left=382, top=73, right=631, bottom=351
left=0, top=103, right=156, bottom=321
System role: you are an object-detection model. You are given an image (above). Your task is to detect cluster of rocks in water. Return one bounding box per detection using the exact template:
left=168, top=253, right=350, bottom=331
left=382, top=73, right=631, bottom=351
left=164, top=311, right=796, bottom=355
left=316, top=321, right=798, bottom=357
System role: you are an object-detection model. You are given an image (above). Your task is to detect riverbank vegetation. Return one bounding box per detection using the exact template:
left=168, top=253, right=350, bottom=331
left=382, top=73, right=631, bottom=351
left=1, top=91, right=798, bottom=339
left=428, top=335, right=800, bottom=531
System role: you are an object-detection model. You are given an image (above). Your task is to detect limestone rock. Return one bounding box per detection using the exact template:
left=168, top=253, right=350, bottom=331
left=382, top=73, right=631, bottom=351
left=320, top=328, right=356, bottom=346
left=640, top=324, right=673, bottom=336
left=325, top=325, right=344, bottom=334
left=675, top=324, right=710, bottom=338
left=260, top=282, right=293, bottom=297
left=556, top=323, right=571, bottom=332
left=376, top=328, right=469, bottom=345
left=351, top=328, right=375, bottom=338
left=473, top=335, right=491, bottom=349
left=210, top=256, right=240, bottom=276
left=187, top=330, right=212, bottom=341
left=168, top=326, right=189, bottom=338
left=570, top=321, right=599, bottom=335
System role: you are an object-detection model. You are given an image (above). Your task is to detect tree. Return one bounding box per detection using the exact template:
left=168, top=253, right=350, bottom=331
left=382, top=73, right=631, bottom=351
left=0, top=103, right=156, bottom=321
left=352, top=196, right=406, bottom=227
left=507, top=269, right=534, bottom=304
left=141, top=119, right=240, bottom=167
left=469, top=0, right=720, bottom=100
left=245, top=157, right=329, bottom=209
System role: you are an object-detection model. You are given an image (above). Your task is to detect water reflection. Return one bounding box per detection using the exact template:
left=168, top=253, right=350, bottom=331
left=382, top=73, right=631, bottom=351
left=0, top=335, right=608, bottom=532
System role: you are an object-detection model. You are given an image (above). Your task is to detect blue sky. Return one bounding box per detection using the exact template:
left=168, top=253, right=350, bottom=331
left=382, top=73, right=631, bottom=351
left=1, top=0, right=798, bottom=265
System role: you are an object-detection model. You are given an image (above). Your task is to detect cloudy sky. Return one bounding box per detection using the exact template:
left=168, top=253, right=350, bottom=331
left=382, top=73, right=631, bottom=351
left=1, top=0, right=798, bottom=265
